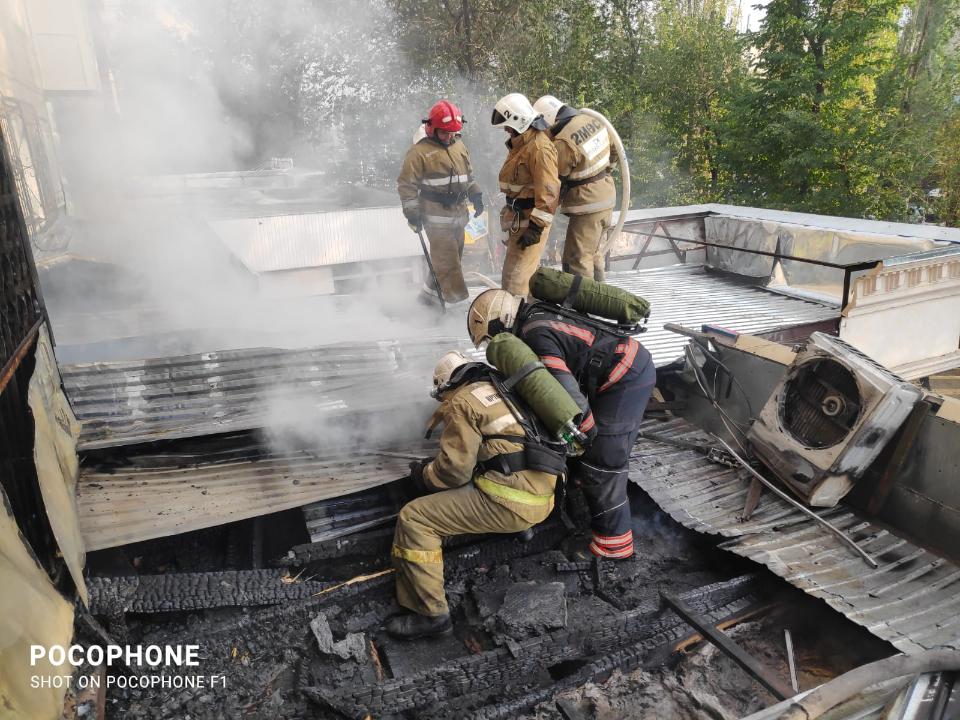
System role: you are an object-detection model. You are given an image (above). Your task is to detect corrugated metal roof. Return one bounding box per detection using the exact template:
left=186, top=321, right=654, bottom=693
left=63, top=339, right=472, bottom=450
left=76, top=445, right=422, bottom=551
left=62, top=265, right=836, bottom=451
left=209, top=206, right=422, bottom=272
left=631, top=418, right=960, bottom=654
left=604, top=265, right=838, bottom=367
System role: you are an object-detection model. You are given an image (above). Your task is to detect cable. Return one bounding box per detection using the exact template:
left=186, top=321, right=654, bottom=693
left=684, top=343, right=750, bottom=456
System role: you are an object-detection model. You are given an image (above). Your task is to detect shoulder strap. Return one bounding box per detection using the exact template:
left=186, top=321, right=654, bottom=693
left=502, top=360, right=543, bottom=392
left=562, top=274, right=584, bottom=309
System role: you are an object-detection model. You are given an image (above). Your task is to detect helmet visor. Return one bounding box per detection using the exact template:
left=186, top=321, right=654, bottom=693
left=491, top=109, right=506, bottom=126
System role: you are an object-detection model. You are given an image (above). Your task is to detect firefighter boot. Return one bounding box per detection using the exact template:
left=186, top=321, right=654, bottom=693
left=386, top=611, right=453, bottom=641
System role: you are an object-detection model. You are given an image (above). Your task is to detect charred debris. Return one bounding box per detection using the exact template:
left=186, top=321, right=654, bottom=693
left=5, top=202, right=957, bottom=719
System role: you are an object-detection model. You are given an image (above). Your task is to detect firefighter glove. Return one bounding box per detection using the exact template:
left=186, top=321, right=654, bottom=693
left=408, top=459, right=429, bottom=493
left=469, top=193, right=484, bottom=218
left=518, top=224, right=542, bottom=249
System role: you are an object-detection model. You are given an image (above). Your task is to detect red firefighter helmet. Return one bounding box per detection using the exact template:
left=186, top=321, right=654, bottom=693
left=424, top=99, right=464, bottom=133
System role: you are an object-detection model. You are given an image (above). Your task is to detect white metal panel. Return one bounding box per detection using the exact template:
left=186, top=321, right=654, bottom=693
left=209, top=206, right=422, bottom=272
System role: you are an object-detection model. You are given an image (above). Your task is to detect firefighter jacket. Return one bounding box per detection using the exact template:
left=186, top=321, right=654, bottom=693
left=397, top=137, right=480, bottom=229
left=517, top=306, right=652, bottom=437
left=498, top=128, right=560, bottom=231
left=422, top=380, right=557, bottom=524
left=552, top=114, right=616, bottom=216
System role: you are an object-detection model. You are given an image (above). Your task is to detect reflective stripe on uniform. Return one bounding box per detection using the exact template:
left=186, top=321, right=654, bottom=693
left=421, top=174, right=471, bottom=186
left=480, top=413, right=520, bottom=436
left=599, top=338, right=639, bottom=393
left=423, top=214, right=465, bottom=226
left=524, top=319, right=595, bottom=346
left=589, top=529, right=634, bottom=558
left=560, top=197, right=617, bottom=214
left=541, top=355, right=571, bottom=373
left=530, top=208, right=554, bottom=225
left=402, top=198, right=420, bottom=209
left=568, top=156, right=610, bottom=181
left=392, top=544, right=443, bottom=564
left=476, top=476, right=554, bottom=506
left=499, top=181, right=526, bottom=193
left=589, top=537, right=634, bottom=559
left=580, top=411, right=595, bottom=432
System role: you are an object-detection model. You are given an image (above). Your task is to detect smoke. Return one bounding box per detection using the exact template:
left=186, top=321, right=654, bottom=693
left=39, top=0, right=504, bottom=456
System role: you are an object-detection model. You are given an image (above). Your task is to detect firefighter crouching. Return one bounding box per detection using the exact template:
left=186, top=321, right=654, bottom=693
left=397, top=99, right=484, bottom=305
left=467, top=289, right=656, bottom=559
left=490, top=93, right=560, bottom=297
left=533, top=95, right=617, bottom=281
left=387, top=351, right=564, bottom=640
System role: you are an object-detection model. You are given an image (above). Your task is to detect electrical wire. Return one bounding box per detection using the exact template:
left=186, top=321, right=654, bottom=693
left=684, top=343, right=750, bottom=456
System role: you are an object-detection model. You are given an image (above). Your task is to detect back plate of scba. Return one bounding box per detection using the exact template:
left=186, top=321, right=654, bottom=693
left=748, top=332, right=923, bottom=507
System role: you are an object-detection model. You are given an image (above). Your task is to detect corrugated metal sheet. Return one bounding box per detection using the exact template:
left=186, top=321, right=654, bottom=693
left=631, top=418, right=960, bottom=654
left=63, top=339, right=472, bottom=450
left=209, top=206, right=421, bottom=272
left=603, top=265, right=838, bottom=367
left=61, top=265, right=836, bottom=451
left=77, top=445, right=425, bottom=551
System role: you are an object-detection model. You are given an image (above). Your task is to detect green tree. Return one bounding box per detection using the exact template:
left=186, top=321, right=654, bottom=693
left=726, top=0, right=907, bottom=217
left=637, top=0, right=748, bottom=202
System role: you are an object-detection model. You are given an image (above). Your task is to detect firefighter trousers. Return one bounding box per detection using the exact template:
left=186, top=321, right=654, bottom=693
left=423, top=223, right=468, bottom=303
left=500, top=212, right=551, bottom=296
left=573, top=354, right=656, bottom=558
left=393, top=483, right=534, bottom=617
left=561, top=209, right=612, bottom=282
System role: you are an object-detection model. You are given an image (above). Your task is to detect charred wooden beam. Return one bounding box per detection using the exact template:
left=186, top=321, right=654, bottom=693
left=87, top=569, right=328, bottom=614
left=305, top=574, right=763, bottom=717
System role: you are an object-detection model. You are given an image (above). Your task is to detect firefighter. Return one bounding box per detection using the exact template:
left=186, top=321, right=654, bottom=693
left=398, top=100, right=484, bottom=305
left=387, top=351, right=562, bottom=640
left=466, top=290, right=656, bottom=560
left=490, top=93, right=560, bottom=296
left=533, top=95, right=617, bottom=281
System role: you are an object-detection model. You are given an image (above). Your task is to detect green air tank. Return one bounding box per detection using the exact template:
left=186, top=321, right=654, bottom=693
left=486, top=333, right=583, bottom=440
left=529, top=267, right=650, bottom=323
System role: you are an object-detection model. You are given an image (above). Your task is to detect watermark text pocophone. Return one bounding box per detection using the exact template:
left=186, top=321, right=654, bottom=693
left=29, top=645, right=227, bottom=690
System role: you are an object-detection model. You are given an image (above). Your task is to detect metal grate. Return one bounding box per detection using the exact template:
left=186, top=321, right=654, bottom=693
left=781, top=359, right=862, bottom=448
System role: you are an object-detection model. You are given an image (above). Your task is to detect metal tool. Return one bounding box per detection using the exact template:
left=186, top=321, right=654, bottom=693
left=371, top=450, right=427, bottom=462
left=661, top=591, right=794, bottom=701
left=784, top=629, right=799, bottom=693
left=416, top=229, right=446, bottom=312
left=714, top=436, right=879, bottom=568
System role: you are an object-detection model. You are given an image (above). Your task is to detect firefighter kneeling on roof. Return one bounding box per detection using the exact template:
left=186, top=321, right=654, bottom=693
left=387, top=351, right=565, bottom=640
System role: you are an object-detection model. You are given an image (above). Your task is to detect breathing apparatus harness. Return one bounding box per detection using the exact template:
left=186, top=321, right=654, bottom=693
left=515, top=274, right=643, bottom=404
left=431, top=362, right=568, bottom=480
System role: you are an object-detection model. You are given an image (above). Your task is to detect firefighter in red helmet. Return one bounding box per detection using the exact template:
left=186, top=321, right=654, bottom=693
left=398, top=100, right=483, bottom=306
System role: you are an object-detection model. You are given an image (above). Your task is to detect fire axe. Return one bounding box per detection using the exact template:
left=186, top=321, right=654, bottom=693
left=415, top=229, right=446, bottom=313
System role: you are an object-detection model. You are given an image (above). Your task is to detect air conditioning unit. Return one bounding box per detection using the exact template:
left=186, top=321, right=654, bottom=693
left=747, top=332, right=923, bottom=507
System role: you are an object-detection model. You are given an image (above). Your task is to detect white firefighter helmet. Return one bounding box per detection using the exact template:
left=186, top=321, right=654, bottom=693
left=467, top=289, right=523, bottom=347
left=533, top=95, right=565, bottom=126
left=491, top=93, right=537, bottom=134
left=432, top=350, right=470, bottom=399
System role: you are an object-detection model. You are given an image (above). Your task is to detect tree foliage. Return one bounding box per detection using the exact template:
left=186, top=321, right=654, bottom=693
left=110, top=0, right=960, bottom=225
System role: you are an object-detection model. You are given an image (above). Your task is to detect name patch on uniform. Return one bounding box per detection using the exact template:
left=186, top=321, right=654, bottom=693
left=471, top=387, right=502, bottom=407
left=581, top=127, right=609, bottom=160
